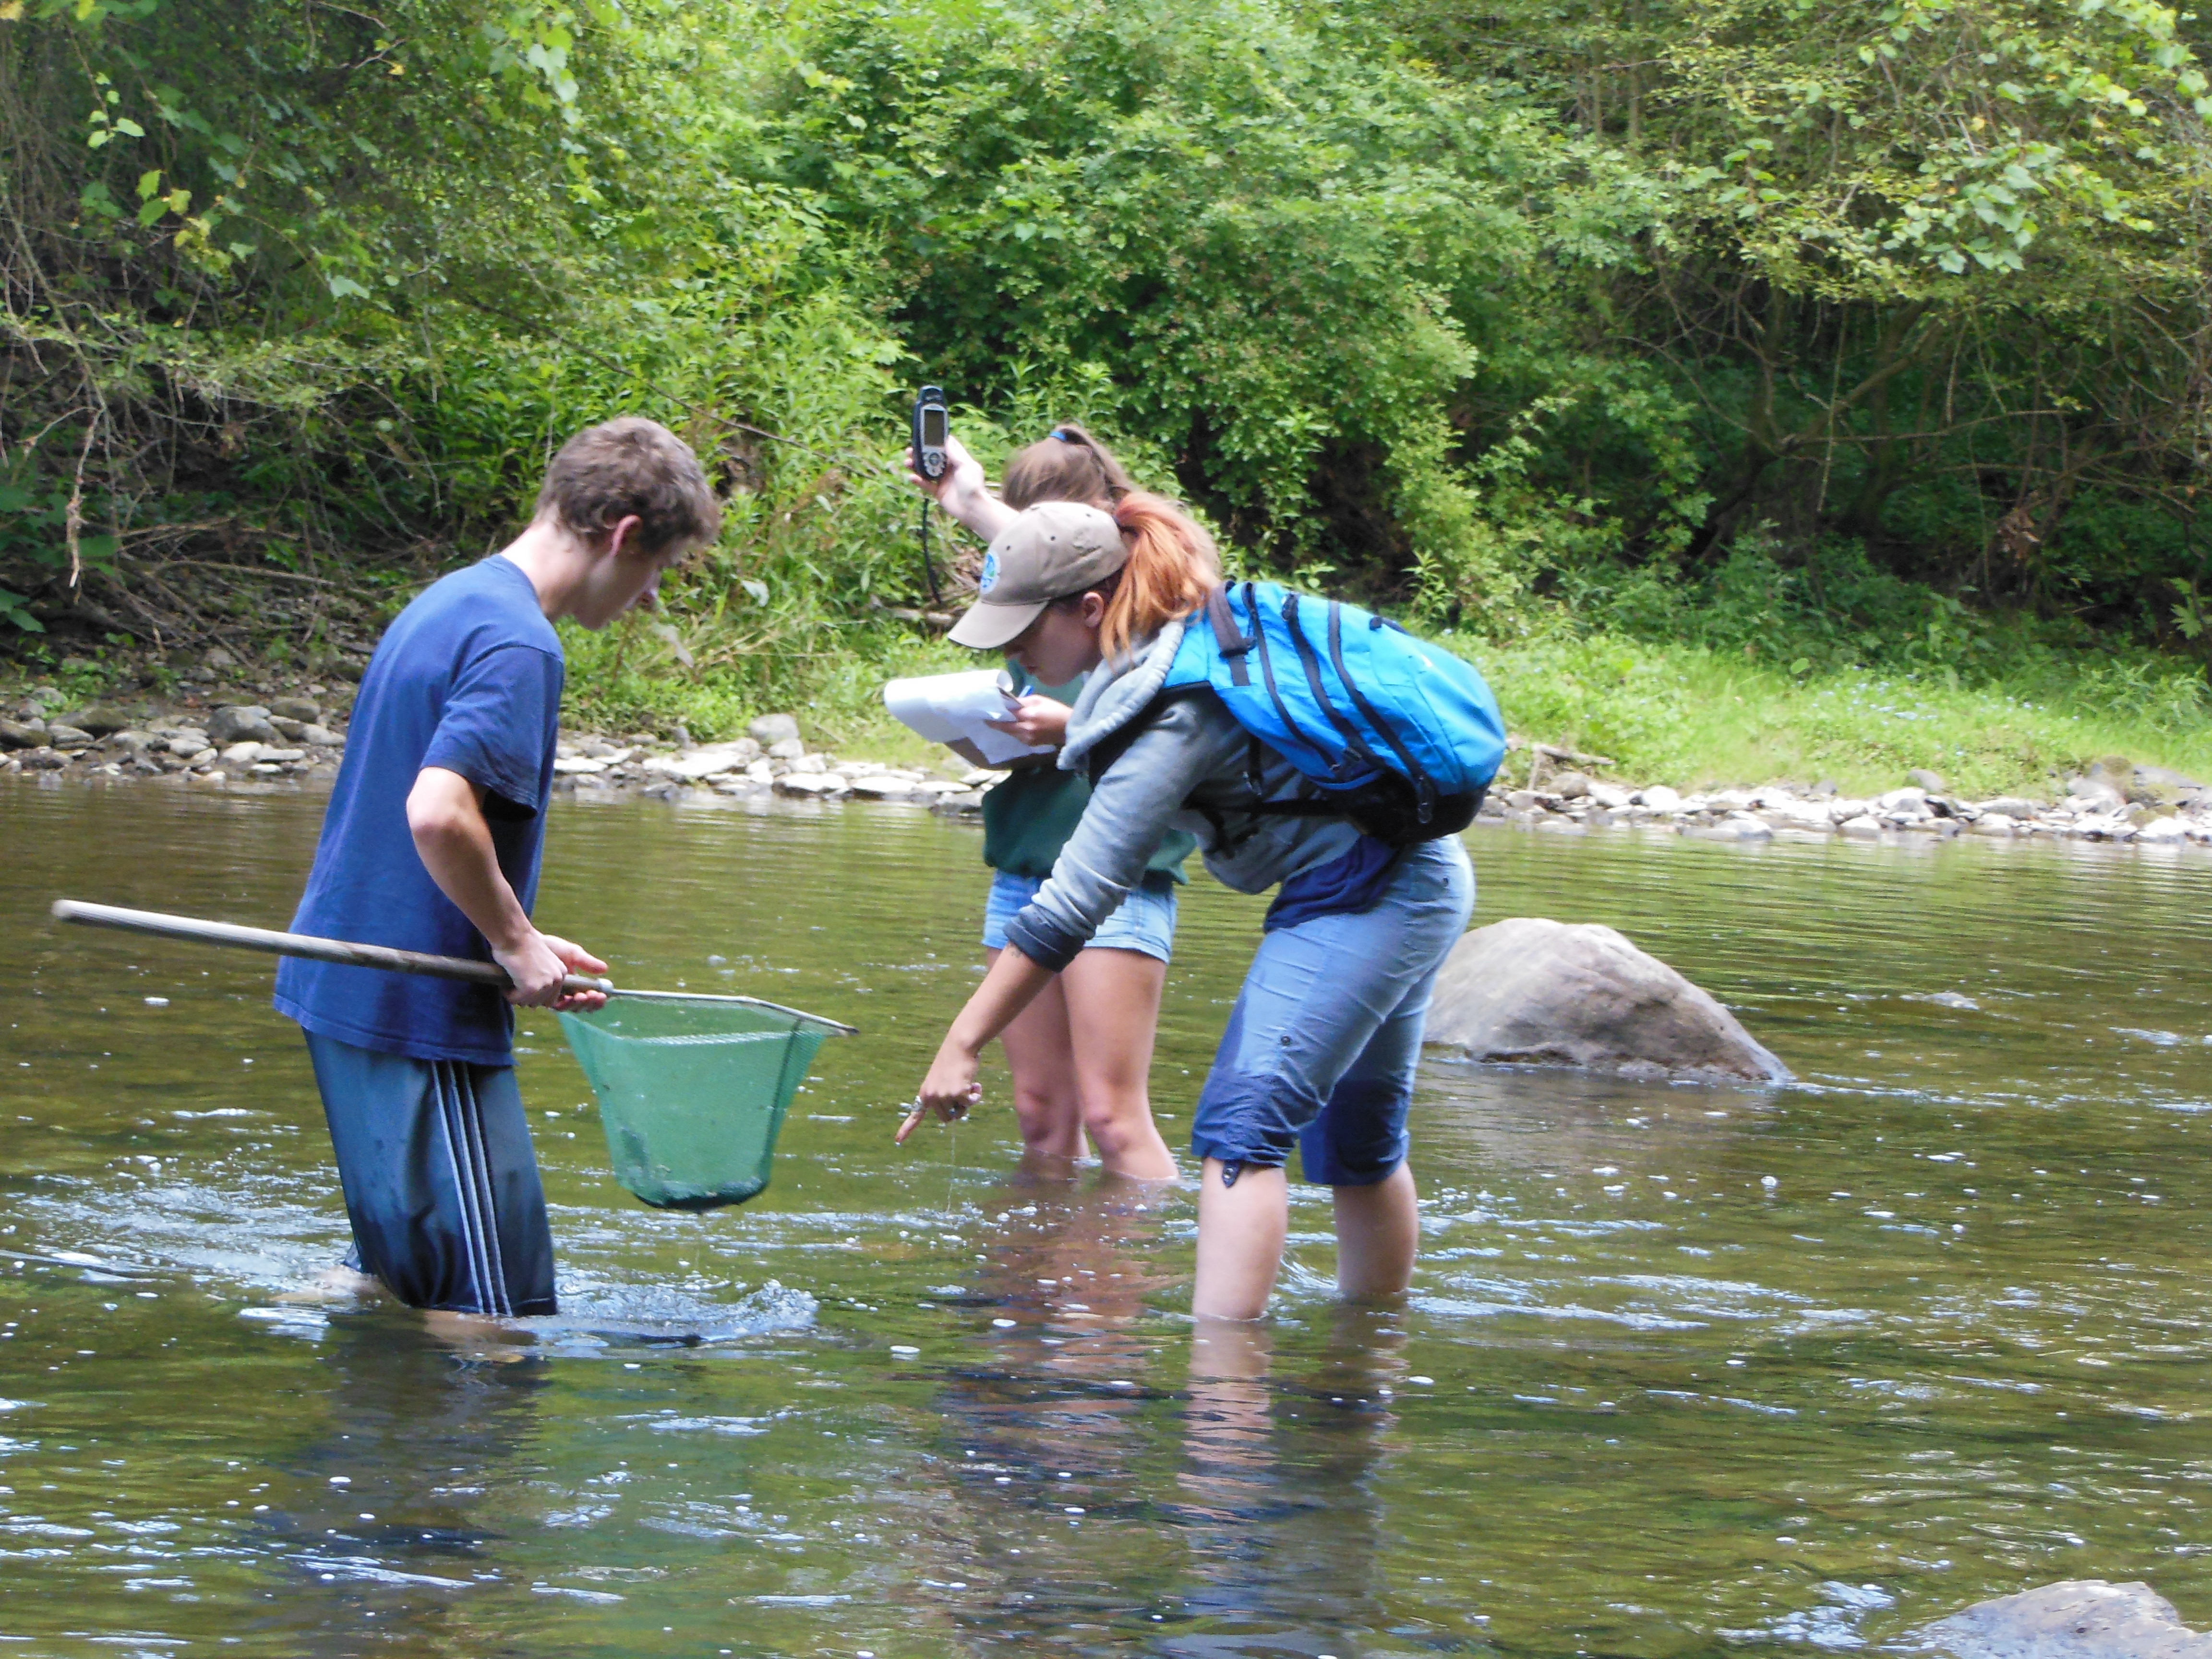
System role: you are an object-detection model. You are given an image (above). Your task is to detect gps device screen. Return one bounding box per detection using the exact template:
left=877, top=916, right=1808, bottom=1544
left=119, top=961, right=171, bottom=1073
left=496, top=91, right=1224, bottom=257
left=920, top=406, right=948, bottom=447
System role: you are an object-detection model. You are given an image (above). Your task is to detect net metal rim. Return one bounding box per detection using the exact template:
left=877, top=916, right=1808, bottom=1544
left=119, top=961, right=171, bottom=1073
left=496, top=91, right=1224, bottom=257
left=575, top=1029, right=797, bottom=1049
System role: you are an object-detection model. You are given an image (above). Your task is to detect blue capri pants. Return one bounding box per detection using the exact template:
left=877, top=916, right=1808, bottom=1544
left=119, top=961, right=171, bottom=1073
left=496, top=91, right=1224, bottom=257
left=1190, top=836, right=1474, bottom=1186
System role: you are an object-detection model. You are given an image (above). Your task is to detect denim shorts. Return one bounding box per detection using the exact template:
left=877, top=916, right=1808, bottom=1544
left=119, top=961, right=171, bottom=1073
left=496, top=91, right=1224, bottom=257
left=1190, top=836, right=1475, bottom=1186
left=982, top=868, right=1180, bottom=963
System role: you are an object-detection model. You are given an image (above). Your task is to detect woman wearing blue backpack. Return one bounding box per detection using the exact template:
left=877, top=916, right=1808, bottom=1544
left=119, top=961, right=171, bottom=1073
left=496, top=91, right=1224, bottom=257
left=899, top=491, right=1484, bottom=1322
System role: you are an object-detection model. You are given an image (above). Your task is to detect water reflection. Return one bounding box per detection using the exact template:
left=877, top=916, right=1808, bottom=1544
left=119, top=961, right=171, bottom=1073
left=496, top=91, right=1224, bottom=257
left=254, top=1310, right=547, bottom=1644
left=1170, top=1312, right=1412, bottom=1658
left=927, top=1172, right=1177, bottom=1645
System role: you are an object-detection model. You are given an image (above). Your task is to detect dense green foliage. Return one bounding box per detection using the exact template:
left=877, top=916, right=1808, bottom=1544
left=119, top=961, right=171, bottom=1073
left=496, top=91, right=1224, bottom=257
left=2, top=0, right=2209, bottom=782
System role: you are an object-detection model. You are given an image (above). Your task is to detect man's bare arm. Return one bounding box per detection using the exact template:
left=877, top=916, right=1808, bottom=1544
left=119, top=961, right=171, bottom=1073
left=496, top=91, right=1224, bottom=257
left=405, top=766, right=606, bottom=1009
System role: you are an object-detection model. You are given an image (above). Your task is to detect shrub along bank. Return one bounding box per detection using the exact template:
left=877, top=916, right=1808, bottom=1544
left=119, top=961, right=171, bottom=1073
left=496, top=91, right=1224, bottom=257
left=2, top=0, right=2210, bottom=797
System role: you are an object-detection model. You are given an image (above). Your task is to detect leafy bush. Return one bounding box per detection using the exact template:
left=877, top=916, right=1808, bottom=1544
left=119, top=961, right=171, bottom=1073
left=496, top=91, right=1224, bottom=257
left=1, top=0, right=2208, bottom=788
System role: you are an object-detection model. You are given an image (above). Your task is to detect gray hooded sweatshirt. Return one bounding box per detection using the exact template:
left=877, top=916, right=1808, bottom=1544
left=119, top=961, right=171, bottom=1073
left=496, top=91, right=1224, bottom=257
left=1000, top=615, right=1363, bottom=972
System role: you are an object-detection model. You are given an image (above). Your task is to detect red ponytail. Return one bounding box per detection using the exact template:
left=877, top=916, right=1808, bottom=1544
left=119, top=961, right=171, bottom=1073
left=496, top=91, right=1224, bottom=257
left=1099, top=492, right=1220, bottom=661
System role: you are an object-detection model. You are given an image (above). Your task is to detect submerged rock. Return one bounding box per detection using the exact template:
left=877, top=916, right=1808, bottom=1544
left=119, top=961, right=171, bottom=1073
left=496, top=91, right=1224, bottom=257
left=1919, top=1578, right=2212, bottom=1659
left=1424, top=917, right=1792, bottom=1082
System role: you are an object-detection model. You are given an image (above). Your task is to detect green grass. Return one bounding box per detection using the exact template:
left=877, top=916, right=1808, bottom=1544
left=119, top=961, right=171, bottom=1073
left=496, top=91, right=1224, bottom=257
left=558, top=618, right=2212, bottom=799
left=553, top=613, right=981, bottom=768
left=1463, top=631, right=2212, bottom=798
left=552, top=605, right=2212, bottom=797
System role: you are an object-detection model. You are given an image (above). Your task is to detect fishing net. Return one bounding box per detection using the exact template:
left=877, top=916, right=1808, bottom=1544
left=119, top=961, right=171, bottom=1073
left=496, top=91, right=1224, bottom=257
left=558, top=999, right=835, bottom=1210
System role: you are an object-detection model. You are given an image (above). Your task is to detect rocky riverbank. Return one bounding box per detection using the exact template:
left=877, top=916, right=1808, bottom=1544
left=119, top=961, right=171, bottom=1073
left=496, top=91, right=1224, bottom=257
left=0, top=670, right=350, bottom=788
left=1485, top=757, right=2212, bottom=847
left=547, top=711, right=1003, bottom=813
left=6, top=669, right=2209, bottom=849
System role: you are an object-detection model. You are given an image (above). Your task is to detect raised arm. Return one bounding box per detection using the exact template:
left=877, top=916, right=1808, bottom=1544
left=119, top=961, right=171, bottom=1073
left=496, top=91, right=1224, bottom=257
left=907, top=432, right=1015, bottom=543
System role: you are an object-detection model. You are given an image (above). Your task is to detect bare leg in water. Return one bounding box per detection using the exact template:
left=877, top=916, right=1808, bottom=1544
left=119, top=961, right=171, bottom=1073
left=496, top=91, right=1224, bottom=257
left=992, top=964, right=1084, bottom=1164
left=988, top=945, right=1177, bottom=1181
left=1192, top=1159, right=1421, bottom=1322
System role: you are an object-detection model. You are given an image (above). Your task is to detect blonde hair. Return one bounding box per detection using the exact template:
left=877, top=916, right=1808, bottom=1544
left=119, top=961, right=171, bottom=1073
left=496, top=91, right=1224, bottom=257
left=1081, top=492, right=1220, bottom=662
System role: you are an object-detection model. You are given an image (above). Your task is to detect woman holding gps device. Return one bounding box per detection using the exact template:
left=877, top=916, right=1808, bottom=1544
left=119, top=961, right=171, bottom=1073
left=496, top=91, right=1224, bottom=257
left=897, top=483, right=1477, bottom=1322
left=907, top=421, right=1195, bottom=1182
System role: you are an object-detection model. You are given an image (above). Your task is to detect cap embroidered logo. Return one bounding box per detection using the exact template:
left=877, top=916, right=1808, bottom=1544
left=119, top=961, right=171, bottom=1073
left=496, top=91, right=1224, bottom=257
left=978, top=552, right=1000, bottom=595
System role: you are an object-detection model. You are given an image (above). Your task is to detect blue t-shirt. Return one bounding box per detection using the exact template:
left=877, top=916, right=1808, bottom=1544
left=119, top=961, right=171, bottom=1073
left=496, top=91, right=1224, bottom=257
left=274, top=556, right=564, bottom=1065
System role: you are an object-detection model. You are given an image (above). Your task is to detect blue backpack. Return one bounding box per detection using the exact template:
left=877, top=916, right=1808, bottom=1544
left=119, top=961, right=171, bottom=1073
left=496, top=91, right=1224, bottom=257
left=1146, top=581, right=1507, bottom=845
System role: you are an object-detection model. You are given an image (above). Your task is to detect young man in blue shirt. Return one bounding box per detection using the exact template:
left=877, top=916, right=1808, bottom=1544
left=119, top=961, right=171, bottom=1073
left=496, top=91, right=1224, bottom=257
left=275, top=417, right=721, bottom=1319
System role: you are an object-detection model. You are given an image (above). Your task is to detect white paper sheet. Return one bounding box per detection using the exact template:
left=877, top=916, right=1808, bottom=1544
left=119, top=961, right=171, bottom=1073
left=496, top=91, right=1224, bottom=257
left=881, top=670, right=1055, bottom=767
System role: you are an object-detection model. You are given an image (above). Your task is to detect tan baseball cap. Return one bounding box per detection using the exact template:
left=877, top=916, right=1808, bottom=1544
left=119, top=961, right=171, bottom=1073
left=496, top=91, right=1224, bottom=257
left=948, top=501, right=1130, bottom=649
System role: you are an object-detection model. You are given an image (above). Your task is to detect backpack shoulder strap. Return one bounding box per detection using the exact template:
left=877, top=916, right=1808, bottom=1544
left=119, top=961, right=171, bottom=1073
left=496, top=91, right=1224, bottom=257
left=1201, top=584, right=1255, bottom=687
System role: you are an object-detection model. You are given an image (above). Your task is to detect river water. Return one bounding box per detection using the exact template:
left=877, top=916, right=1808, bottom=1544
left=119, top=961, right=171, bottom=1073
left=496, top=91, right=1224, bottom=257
left=2, top=780, right=2210, bottom=1658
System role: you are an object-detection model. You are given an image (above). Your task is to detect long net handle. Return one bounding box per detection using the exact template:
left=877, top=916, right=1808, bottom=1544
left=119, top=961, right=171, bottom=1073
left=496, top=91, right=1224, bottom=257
left=51, top=900, right=610, bottom=996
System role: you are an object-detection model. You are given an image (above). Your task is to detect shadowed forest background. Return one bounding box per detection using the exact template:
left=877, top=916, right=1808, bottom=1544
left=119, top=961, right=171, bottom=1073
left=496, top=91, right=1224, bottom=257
left=3, top=0, right=2211, bottom=791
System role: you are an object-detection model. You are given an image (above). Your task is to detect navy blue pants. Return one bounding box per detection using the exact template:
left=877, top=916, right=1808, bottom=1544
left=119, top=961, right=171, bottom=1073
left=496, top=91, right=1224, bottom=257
left=303, top=1031, right=557, bottom=1317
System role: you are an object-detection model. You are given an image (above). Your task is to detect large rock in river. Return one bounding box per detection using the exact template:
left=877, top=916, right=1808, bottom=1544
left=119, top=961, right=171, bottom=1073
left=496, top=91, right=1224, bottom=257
left=1424, top=917, right=1791, bottom=1082
left=1918, top=1579, right=2212, bottom=1659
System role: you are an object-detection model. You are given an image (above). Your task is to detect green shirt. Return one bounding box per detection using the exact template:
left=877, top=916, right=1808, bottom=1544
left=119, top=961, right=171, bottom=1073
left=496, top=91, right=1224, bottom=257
left=979, top=668, right=1196, bottom=882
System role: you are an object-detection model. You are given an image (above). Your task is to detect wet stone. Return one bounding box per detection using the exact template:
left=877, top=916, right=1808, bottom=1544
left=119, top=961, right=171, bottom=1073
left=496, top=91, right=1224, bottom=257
left=1426, top=915, right=1793, bottom=1082
left=206, top=705, right=278, bottom=746
left=59, top=705, right=133, bottom=737
left=1920, top=1579, right=2212, bottom=1659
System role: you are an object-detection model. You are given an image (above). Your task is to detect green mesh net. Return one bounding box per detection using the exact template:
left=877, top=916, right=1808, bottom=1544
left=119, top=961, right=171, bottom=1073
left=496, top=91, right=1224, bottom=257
left=557, top=999, right=833, bottom=1211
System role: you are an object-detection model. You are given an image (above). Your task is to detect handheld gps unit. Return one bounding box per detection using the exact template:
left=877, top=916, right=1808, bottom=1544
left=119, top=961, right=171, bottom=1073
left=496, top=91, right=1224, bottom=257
left=912, top=385, right=950, bottom=482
